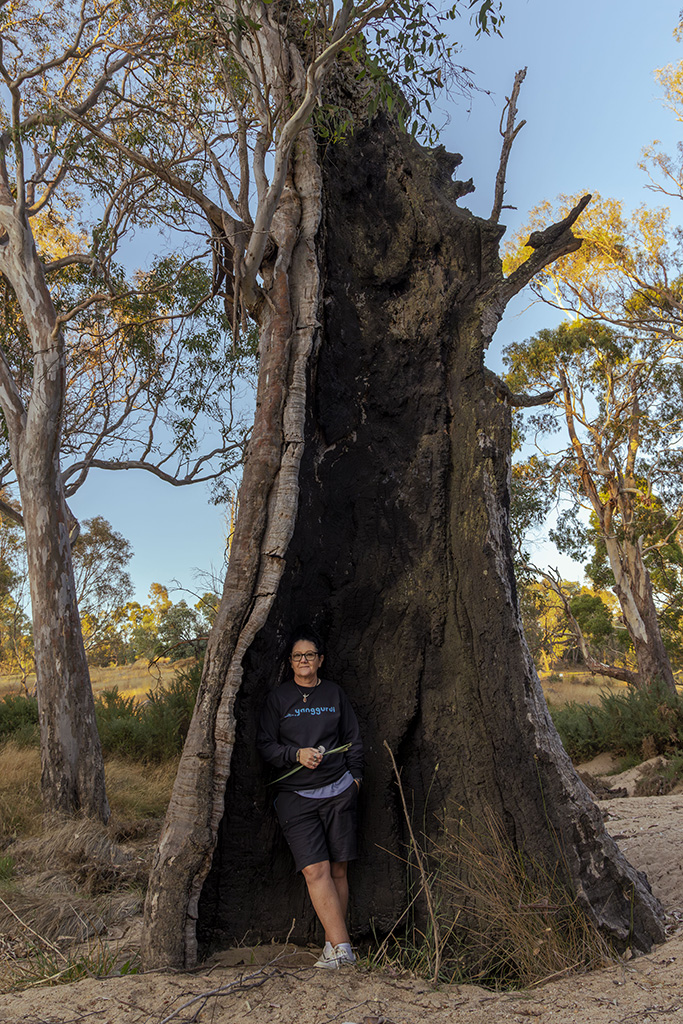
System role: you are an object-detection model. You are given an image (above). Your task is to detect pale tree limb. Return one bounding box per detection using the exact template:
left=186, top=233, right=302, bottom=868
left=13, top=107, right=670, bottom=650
left=490, top=67, right=527, bottom=223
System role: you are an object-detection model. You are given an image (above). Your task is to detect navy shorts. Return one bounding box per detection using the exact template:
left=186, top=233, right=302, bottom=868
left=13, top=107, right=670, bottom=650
left=274, top=781, right=359, bottom=872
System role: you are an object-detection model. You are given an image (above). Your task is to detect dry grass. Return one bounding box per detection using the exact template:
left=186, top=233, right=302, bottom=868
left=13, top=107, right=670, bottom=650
left=374, top=746, right=612, bottom=990
left=430, top=808, right=612, bottom=987
left=0, top=742, right=178, bottom=992
left=0, top=658, right=188, bottom=702
left=540, top=672, right=625, bottom=709
left=105, top=756, right=178, bottom=821
left=0, top=742, right=42, bottom=841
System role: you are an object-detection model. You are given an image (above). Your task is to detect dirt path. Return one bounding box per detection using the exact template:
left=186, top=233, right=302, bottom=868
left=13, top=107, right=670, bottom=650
left=2, top=793, right=683, bottom=1024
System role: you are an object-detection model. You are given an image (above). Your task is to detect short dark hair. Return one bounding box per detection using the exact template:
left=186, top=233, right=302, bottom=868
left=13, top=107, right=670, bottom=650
left=289, top=624, right=324, bottom=656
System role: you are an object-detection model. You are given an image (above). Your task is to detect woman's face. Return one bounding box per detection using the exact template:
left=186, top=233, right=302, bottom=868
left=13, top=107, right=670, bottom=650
left=290, top=639, right=323, bottom=686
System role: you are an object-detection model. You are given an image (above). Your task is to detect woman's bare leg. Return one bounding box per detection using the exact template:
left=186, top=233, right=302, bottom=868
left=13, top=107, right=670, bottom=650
left=301, top=860, right=350, bottom=947
left=330, top=861, right=349, bottom=923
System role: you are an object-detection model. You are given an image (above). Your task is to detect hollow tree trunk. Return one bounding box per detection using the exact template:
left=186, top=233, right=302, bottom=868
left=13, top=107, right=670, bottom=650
left=0, top=206, right=109, bottom=822
left=141, top=124, right=324, bottom=968
left=194, top=117, right=664, bottom=958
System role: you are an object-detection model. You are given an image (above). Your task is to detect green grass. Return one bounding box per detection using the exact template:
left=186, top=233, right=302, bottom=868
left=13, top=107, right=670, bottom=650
left=550, top=680, right=683, bottom=763
left=0, top=661, right=202, bottom=763
left=5, top=937, right=140, bottom=990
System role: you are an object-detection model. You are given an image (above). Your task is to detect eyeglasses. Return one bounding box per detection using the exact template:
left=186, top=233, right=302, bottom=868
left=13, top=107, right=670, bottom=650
left=291, top=651, right=319, bottom=662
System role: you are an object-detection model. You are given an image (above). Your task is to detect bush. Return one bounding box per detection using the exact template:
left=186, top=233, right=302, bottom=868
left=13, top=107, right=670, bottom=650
left=0, top=692, right=39, bottom=746
left=551, top=681, right=683, bottom=762
left=94, top=661, right=202, bottom=762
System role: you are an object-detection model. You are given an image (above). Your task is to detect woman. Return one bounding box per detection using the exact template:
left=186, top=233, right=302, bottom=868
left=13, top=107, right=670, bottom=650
left=257, top=626, right=363, bottom=969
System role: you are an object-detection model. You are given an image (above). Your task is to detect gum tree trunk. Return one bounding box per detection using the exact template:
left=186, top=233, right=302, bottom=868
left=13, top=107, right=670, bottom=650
left=185, top=117, right=665, bottom=961
left=0, top=198, right=109, bottom=822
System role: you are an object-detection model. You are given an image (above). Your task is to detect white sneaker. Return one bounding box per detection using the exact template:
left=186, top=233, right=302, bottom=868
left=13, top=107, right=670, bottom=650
left=314, top=942, right=356, bottom=969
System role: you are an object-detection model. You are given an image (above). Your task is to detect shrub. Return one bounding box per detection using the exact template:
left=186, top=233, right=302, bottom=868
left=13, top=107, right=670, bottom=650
left=0, top=692, right=39, bottom=746
left=94, top=660, right=202, bottom=762
left=551, top=681, right=683, bottom=762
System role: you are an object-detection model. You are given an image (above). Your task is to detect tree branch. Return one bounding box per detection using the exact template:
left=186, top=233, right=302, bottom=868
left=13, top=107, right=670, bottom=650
left=535, top=566, right=641, bottom=687
left=0, top=495, right=23, bottom=528
left=484, top=368, right=559, bottom=407
left=500, top=194, right=592, bottom=304
left=490, top=67, right=526, bottom=223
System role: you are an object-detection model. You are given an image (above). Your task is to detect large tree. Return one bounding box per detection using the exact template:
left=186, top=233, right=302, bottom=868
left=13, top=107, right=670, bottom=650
left=68, top=1, right=666, bottom=967
left=0, top=0, right=252, bottom=819
left=505, top=320, right=682, bottom=691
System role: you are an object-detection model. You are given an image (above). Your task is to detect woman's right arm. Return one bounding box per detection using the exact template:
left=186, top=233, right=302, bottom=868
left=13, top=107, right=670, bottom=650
left=257, top=693, right=298, bottom=768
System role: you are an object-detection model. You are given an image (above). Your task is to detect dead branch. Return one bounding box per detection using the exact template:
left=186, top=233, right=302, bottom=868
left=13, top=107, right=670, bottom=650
left=0, top=495, right=23, bottom=527
left=534, top=566, right=640, bottom=687
left=490, top=68, right=527, bottom=223
left=500, top=194, right=592, bottom=304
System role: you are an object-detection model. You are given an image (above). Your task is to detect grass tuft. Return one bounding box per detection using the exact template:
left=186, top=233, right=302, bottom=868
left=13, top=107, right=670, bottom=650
left=367, top=807, right=611, bottom=989
left=372, top=748, right=611, bottom=990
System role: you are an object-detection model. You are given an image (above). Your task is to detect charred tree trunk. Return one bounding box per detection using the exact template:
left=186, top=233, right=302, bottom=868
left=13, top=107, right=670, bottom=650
left=193, top=119, right=664, bottom=957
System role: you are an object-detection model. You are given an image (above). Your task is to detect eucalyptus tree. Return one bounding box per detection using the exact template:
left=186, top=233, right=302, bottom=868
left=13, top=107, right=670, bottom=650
left=0, top=0, right=253, bottom=820
left=58, top=0, right=664, bottom=967
left=505, top=320, right=682, bottom=691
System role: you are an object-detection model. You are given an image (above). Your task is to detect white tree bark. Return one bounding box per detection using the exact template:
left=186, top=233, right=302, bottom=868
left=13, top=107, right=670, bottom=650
left=0, top=187, right=109, bottom=820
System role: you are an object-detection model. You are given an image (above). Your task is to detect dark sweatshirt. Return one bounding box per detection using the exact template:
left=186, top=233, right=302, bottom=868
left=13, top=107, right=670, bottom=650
left=257, top=678, right=363, bottom=792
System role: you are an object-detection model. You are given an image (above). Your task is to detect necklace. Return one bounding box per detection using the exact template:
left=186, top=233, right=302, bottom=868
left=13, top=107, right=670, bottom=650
left=295, top=678, right=320, bottom=703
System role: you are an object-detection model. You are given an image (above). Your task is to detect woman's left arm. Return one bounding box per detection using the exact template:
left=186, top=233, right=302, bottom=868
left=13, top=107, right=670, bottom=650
left=340, top=690, right=363, bottom=784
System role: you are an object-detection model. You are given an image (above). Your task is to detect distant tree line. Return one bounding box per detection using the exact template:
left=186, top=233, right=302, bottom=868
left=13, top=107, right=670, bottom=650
left=0, top=512, right=218, bottom=679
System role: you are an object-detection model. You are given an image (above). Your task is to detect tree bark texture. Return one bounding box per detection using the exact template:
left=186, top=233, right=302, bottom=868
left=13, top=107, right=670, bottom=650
left=196, top=118, right=664, bottom=955
left=0, top=202, right=109, bottom=822
left=140, top=124, right=324, bottom=968
left=604, top=534, right=676, bottom=692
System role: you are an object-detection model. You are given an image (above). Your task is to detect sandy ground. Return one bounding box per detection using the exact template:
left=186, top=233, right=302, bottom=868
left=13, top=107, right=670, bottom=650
left=3, top=786, right=683, bottom=1024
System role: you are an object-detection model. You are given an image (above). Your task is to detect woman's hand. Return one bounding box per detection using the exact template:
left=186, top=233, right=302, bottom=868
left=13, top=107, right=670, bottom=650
left=297, top=747, right=324, bottom=769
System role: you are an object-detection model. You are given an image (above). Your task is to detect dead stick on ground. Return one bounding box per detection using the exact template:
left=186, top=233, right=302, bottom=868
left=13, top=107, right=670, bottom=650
left=0, top=897, right=65, bottom=959
left=157, top=920, right=298, bottom=1024
left=383, top=740, right=442, bottom=982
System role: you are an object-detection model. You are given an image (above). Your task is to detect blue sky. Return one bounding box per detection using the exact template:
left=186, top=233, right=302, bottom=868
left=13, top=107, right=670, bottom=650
left=70, top=1, right=683, bottom=603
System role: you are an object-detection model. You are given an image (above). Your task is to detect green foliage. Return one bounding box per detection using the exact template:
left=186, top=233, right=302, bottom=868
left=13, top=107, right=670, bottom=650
left=569, top=593, right=614, bottom=648
left=361, top=0, right=504, bottom=144
left=0, top=853, right=15, bottom=881
left=93, top=661, right=202, bottom=761
left=550, top=682, right=683, bottom=763
left=0, top=692, right=39, bottom=745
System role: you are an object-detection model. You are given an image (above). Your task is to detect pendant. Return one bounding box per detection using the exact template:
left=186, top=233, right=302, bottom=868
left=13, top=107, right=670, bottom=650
left=302, top=694, right=308, bottom=703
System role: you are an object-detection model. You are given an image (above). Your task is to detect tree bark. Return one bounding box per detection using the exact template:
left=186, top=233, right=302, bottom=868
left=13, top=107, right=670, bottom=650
left=166, top=117, right=664, bottom=964
left=0, top=200, right=109, bottom=821
left=604, top=534, right=676, bottom=692
left=20, top=472, right=109, bottom=820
